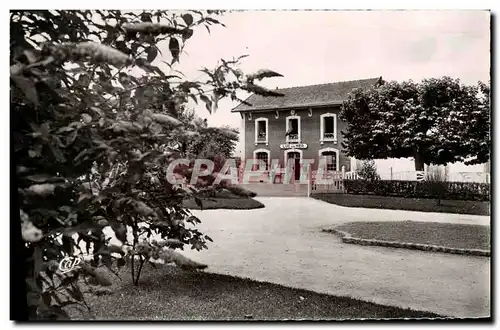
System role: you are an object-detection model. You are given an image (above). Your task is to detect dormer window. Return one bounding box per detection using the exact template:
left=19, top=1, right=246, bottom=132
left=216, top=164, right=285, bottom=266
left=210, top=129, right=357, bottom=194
left=254, top=117, right=268, bottom=145
left=285, top=115, right=301, bottom=142
left=320, top=113, right=337, bottom=144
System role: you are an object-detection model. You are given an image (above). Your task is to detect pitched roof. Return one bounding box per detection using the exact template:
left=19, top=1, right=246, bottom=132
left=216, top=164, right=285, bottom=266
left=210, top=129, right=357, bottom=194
left=232, top=77, right=382, bottom=112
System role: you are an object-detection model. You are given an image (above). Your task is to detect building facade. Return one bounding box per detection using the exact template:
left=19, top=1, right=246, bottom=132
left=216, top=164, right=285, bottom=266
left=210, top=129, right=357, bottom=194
left=232, top=78, right=383, bottom=181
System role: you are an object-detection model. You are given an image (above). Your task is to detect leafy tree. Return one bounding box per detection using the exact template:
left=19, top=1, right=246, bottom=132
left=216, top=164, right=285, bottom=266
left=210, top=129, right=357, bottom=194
left=187, top=125, right=239, bottom=159
left=175, top=107, right=239, bottom=199
left=356, top=160, right=380, bottom=181
left=340, top=77, right=491, bottom=171
left=177, top=106, right=238, bottom=159
left=11, top=10, right=283, bottom=320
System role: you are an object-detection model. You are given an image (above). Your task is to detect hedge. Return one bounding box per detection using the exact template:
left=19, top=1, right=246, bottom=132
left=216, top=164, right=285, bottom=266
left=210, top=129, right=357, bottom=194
left=343, top=180, right=490, bottom=202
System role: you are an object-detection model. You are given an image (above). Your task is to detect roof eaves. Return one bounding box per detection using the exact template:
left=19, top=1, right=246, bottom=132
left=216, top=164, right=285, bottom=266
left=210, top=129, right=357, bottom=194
left=231, top=93, right=256, bottom=112
left=231, top=100, right=344, bottom=112
left=231, top=77, right=382, bottom=112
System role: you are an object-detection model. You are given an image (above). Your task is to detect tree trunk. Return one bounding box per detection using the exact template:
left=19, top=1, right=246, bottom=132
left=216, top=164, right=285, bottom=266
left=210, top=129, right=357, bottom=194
left=414, top=152, right=425, bottom=171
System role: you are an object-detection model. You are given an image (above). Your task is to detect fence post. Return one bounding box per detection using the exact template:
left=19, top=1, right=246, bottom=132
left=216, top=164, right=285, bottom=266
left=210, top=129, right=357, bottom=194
left=390, top=167, right=393, bottom=180
left=341, top=166, right=346, bottom=192
left=239, top=159, right=245, bottom=184
left=307, top=167, right=311, bottom=197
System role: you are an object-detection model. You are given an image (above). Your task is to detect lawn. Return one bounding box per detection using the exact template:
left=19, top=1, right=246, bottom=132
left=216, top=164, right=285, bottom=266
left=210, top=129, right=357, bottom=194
left=313, top=193, right=490, bottom=216
left=183, top=187, right=264, bottom=210
left=334, top=221, right=490, bottom=251
left=183, top=197, right=264, bottom=210
left=69, top=265, right=442, bottom=320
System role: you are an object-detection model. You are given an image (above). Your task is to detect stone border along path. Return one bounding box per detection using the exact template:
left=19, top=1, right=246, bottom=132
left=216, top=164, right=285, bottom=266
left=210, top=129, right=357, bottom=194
left=322, top=228, right=491, bottom=257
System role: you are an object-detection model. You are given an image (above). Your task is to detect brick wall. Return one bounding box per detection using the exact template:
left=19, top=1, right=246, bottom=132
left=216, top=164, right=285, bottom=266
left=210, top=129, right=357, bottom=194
left=243, top=106, right=351, bottom=171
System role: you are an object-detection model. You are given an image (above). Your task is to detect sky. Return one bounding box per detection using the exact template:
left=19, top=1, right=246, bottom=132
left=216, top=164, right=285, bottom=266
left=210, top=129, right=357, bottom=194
left=156, top=10, right=490, bottom=160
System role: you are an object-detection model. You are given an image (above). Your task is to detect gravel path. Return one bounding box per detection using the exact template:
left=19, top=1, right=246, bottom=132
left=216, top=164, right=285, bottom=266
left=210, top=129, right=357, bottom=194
left=182, top=197, right=490, bottom=318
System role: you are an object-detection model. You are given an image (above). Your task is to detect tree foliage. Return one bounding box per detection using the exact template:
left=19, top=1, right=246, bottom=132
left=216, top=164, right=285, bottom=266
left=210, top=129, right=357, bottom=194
left=187, top=125, right=239, bottom=159
left=355, top=160, right=380, bottom=181
left=11, top=10, right=283, bottom=320
left=340, top=77, right=490, bottom=170
left=176, top=106, right=239, bottom=159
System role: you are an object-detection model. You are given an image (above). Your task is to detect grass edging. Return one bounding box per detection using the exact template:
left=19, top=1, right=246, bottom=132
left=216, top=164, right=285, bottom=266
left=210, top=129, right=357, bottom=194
left=322, top=228, right=490, bottom=257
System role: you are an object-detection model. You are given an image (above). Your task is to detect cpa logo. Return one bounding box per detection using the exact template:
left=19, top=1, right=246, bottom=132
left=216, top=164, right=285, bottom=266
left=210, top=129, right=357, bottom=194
left=58, top=256, right=85, bottom=274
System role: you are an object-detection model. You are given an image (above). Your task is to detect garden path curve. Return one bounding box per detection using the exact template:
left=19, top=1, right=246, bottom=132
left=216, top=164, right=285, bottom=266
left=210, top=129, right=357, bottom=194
left=182, top=197, right=490, bottom=318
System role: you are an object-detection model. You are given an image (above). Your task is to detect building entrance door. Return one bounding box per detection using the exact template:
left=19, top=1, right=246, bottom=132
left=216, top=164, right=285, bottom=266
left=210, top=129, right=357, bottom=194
left=287, top=151, right=301, bottom=181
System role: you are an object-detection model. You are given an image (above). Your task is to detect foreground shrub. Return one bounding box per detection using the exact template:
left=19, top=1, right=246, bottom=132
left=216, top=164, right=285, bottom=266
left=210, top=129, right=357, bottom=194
left=12, top=10, right=282, bottom=320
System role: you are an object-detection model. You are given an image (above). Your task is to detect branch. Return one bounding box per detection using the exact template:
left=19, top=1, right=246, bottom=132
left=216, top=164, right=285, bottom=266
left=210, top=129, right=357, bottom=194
left=86, top=64, right=98, bottom=89
left=10, top=56, right=55, bottom=76
left=191, top=88, right=215, bottom=98
left=103, top=46, right=149, bottom=89
left=94, top=81, right=163, bottom=108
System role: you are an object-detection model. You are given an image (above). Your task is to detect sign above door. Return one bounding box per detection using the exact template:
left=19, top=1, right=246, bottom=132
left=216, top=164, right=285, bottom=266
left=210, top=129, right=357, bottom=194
left=280, top=143, right=308, bottom=149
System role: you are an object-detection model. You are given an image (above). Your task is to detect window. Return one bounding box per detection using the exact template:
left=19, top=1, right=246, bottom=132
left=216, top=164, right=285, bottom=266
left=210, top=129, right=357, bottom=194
left=320, top=113, right=337, bottom=143
left=322, top=152, right=337, bottom=171
left=286, top=115, right=301, bottom=142
left=257, top=121, right=266, bottom=141
left=324, top=117, right=335, bottom=139
left=319, top=148, right=339, bottom=172
left=254, top=118, right=268, bottom=145
left=255, top=152, right=269, bottom=170
left=253, top=149, right=270, bottom=171
left=288, top=119, right=298, bottom=140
